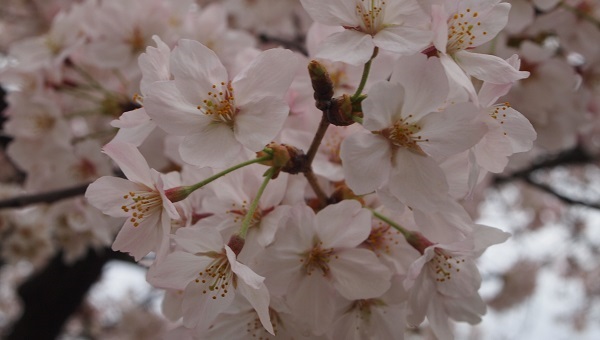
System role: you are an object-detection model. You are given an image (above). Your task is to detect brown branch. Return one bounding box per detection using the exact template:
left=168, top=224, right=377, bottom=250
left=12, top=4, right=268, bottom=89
left=258, top=33, right=308, bottom=56
left=494, top=145, right=596, bottom=185
left=0, top=183, right=91, bottom=210
left=494, top=144, right=600, bottom=209
left=523, top=176, right=600, bottom=210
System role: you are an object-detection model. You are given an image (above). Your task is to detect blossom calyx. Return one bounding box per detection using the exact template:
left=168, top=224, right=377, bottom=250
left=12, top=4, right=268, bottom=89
left=329, top=182, right=364, bottom=206
left=163, top=186, right=193, bottom=203
left=327, top=94, right=355, bottom=126
left=405, top=231, right=435, bottom=255
left=257, top=143, right=306, bottom=176
left=308, top=60, right=334, bottom=111
left=227, top=234, right=246, bottom=256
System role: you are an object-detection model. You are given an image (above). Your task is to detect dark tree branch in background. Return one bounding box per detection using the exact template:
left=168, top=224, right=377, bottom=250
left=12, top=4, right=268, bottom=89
left=494, top=145, right=596, bottom=185
left=259, top=33, right=308, bottom=56
left=0, top=182, right=91, bottom=210
left=523, top=176, right=600, bottom=210
left=494, top=145, right=600, bottom=209
left=0, top=171, right=124, bottom=210
left=5, top=248, right=135, bottom=340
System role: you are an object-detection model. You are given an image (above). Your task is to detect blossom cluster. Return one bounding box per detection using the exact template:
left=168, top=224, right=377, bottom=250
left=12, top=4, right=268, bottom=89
left=9, top=0, right=599, bottom=338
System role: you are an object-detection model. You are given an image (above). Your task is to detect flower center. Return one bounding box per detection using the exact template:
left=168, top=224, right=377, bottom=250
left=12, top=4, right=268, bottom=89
left=120, top=190, right=162, bottom=227
left=195, top=252, right=234, bottom=300
left=446, top=8, right=485, bottom=53
left=429, top=249, right=465, bottom=283
left=363, top=223, right=401, bottom=256
left=228, top=201, right=275, bottom=230
left=355, top=0, right=386, bottom=35
left=301, top=241, right=335, bottom=276
left=380, top=117, right=427, bottom=156
left=197, top=81, right=237, bottom=127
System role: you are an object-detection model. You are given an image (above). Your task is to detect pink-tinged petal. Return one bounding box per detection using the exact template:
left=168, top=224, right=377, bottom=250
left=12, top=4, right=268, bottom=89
left=405, top=272, right=432, bottom=326
left=111, top=108, right=149, bottom=129
left=502, top=107, right=536, bottom=153
left=169, top=39, right=228, bottom=102
left=179, top=124, right=244, bottom=168
left=102, top=142, right=153, bottom=187
left=374, top=26, right=432, bottom=56
left=316, top=200, right=371, bottom=248
left=455, top=50, right=529, bottom=84
left=288, top=273, right=336, bottom=336
left=182, top=278, right=234, bottom=329
left=427, top=298, right=454, bottom=340
left=418, top=103, right=487, bottom=161
left=148, top=252, right=211, bottom=289
left=389, top=149, right=451, bottom=212
left=155, top=211, right=174, bottom=263
left=431, top=5, right=448, bottom=53
left=85, top=176, right=145, bottom=216
left=445, top=294, right=486, bottom=324
left=299, top=0, right=358, bottom=27
left=392, top=54, right=448, bottom=120
left=340, top=132, right=391, bottom=195
left=111, top=211, right=161, bottom=261
left=236, top=278, right=274, bottom=335
left=172, top=225, right=224, bottom=253
left=316, top=30, right=375, bottom=66
left=234, top=97, right=288, bottom=151
left=362, top=81, right=405, bottom=131
left=474, top=124, right=512, bottom=173
left=439, top=53, right=478, bottom=103
left=256, top=206, right=290, bottom=247
left=469, top=3, right=511, bottom=46
left=111, top=108, right=156, bottom=147
left=144, top=81, right=210, bottom=136
left=471, top=224, right=510, bottom=255
left=404, top=256, right=426, bottom=290
left=139, top=35, right=171, bottom=95
left=233, top=48, right=301, bottom=101
left=329, top=248, right=392, bottom=299
left=225, top=246, right=264, bottom=290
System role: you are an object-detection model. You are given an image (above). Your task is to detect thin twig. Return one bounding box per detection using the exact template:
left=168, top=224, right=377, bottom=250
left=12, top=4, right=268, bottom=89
left=0, top=183, right=91, bottom=210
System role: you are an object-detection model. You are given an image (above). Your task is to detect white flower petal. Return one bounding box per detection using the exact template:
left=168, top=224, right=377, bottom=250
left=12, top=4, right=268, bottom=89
left=316, top=30, right=375, bottom=66
left=179, top=124, right=244, bottom=168
left=340, top=132, right=392, bottom=195
left=455, top=50, right=529, bottom=84
left=374, top=26, right=432, bottom=56
left=316, top=200, right=371, bottom=248
left=233, top=48, right=301, bottom=101
left=329, top=248, right=392, bottom=299
left=392, top=54, right=448, bottom=120
left=299, top=0, right=358, bottom=27
left=144, top=81, right=210, bottom=136
left=234, top=96, right=288, bottom=151
left=102, top=142, right=153, bottom=187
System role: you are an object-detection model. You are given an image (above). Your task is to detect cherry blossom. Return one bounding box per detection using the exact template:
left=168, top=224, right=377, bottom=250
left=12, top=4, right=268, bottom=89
left=147, top=225, right=273, bottom=335
left=85, top=142, right=180, bottom=261
left=340, top=55, right=486, bottom=211
left=427, top=0, right=529, bottom=101
left=300, top=0, right=432, bottom=65
left=143, top=39, right=301, bottom=168
left=260, top=201, right=392, bottom=335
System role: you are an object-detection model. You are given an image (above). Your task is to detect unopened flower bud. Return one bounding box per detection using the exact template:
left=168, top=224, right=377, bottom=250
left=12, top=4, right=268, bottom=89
left=257, top=143, right=306, bottom=176
left=164, top=186, right=192, bottom=203
left=327, top=94, right=355, bottom=126
left=308, top=60, right=334, bottom=111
